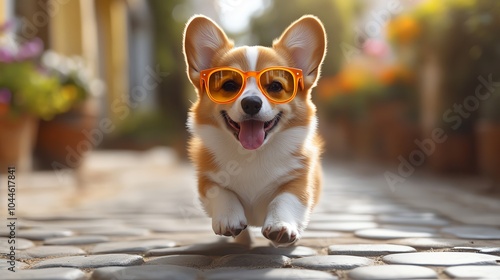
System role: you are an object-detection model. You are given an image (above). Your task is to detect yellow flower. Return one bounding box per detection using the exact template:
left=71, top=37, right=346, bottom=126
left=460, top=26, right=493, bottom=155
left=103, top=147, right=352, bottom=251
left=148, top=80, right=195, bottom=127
left=387, top=15, right=421, bottom=45
left=379, top=65, right=414, bottom=85
left=416, top=0, right=446, bottom=17
left=60, top=85, right=78, bottom=102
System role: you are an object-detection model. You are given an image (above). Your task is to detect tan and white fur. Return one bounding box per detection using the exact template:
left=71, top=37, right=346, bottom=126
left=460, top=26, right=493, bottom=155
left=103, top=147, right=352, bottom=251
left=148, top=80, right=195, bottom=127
left=183, top=15, right=326, bottom=246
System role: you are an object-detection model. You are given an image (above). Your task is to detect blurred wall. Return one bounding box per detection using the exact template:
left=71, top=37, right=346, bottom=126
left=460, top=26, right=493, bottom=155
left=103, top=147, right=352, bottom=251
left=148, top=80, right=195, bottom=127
left=0, top=0, right=5, bottom=22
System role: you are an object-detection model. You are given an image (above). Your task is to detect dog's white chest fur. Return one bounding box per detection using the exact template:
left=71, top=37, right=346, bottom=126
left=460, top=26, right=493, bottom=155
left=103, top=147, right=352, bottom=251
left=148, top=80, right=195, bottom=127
left=190, top=119, right=312, bottom=225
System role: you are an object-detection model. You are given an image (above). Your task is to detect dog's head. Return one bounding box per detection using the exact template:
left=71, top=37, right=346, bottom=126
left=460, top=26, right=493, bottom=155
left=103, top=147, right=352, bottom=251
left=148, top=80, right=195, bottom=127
left=184, top=15, right=326, bottom=150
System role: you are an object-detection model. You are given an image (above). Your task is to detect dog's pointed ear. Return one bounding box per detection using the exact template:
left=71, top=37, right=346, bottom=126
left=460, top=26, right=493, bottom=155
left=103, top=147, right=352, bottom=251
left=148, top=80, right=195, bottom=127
left=183, top=15, right=233, bottom=88
left=273, top=16, right=327, bottom=89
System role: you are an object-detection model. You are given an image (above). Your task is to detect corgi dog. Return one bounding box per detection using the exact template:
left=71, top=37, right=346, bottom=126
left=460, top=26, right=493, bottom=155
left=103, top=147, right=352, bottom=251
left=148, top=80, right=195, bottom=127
left=183, top=15, right=326, bottom=246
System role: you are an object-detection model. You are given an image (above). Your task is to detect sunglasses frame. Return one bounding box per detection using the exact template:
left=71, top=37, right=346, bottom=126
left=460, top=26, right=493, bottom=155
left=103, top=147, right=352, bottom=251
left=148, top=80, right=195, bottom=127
left=199, top=66, right=304, bottom=104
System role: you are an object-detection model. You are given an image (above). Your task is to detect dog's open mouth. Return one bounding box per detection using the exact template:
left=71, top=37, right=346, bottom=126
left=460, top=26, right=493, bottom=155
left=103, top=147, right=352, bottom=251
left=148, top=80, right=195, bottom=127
left=222, top=111, right=282, bottom=150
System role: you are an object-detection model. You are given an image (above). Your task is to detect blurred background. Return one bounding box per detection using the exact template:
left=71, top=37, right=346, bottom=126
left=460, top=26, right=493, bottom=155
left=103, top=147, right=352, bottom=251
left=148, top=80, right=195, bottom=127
left=0, top=0, right=499, bottom=189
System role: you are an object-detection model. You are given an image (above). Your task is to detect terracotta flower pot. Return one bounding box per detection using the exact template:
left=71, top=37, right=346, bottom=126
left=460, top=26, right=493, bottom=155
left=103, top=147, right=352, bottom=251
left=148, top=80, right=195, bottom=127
left=34, top=98, right=99, bottom=170
left=476, top=121, right=500, bottom=183
left=0, top=115, right=38, bottom=172
left=321, top=117, right=356, bottom=158
left=428, top=133, right=476, bottom=174
left=368, top=101, right=418, bottom=164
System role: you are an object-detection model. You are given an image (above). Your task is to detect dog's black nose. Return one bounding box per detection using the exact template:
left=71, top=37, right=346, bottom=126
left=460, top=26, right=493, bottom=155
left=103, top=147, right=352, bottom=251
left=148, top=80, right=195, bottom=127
left=241, top=96, right=262, bottom=116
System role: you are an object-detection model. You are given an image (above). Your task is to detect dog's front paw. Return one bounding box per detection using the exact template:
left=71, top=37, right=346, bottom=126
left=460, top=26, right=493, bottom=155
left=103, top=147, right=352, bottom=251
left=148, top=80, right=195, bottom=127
left=212, top=213, right=247, bottom=237
left=262, top=221, right=300, bottom=246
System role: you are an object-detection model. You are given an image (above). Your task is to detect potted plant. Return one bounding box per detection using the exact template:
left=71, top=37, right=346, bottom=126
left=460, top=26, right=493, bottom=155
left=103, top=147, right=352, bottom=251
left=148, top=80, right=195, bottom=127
left=34, top=51, right=102, bottom=170
left=0, top=23, right=78, bottom=172
left=387, top=0, right=499, bottom=174
left=317, top=58, right=376, bottom=159
left=476, top=92, right=500, bottom=189
left=318, top=43, right=419, bottom=164
left=370, top=62, right=419, bottom=165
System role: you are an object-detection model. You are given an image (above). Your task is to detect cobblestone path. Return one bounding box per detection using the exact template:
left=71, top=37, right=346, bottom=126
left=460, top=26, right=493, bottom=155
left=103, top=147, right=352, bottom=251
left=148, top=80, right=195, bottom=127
left=1, top=151, right=500, bottom=279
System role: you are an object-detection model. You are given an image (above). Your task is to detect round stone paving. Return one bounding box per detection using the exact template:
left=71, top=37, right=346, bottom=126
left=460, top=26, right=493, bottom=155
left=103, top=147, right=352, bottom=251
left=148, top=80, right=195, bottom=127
left=0, top=237, right=35, bottom=250
left=309, top=214, right=375, bottom=222
left=291, top=255, right=373, bottom=270
left=79, top=227, right=150, bottom=237
left=328, top=244, right=416, bottom=256
left=391, top=237, right=476, bottom=249
left=44, top=235, right=110, bottom=245
left=377, top=214, right=449, bottom=226
left=91, top=265, right=201, bottom=280
left=205, top=268, right=338, bottom=280
left=442, top=226, right=500, bottom=240
left=90, top=239, right=176, bottom=254
left=16, top=245, right=86, bottom=259
left=308, top=222, right=378, bottom=232
left=355, top=226, right=437, bottom=240
left=0, top=259, right=29, bottom=270
left=0, top=267, right=86, bottom=280
left=382, top=252, right=500, bottom=266
left=450, top=246, right=500, bottom=255
left=32, top=254, right=144, bottom=269
left=7, top=150, right=500, bottom=280
left=14, top=228, right=74, bottom=240
left=146, top=242, right=249, bottom=257
left=343, top=204, right=414, bottom=214
left=249, top=246, right=317, bottom=258
left=146, top=255, right=214, bottom=268
left=212, top=254, right=290, bottom=268
left=445, top=265, right=500, bottom=278
left=301, top=231, right=343, bottom=239
left=478, top=247, right=500, bottom=255
left=349, top=265, right=438, bottom=280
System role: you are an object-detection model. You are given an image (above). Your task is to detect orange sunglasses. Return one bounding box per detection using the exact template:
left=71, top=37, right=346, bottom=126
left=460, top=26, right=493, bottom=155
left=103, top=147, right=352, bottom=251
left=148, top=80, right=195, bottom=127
left=200, top=66, right=304, bottom=104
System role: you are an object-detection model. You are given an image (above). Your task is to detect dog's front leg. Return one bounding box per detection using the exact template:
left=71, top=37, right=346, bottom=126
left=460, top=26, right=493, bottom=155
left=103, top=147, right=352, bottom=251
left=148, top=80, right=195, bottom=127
left=201, top=185, right=247, bottom=237
left=262, top=183, right=311, bottom=247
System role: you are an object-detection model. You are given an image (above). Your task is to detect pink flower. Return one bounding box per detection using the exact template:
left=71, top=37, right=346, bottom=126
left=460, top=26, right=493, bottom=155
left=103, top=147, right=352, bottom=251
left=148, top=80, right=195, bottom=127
left=0, top=20, right=14, bottom=33
left=363, top=39, right=389, bottom=58
left=0, top=48, right=15, bottom=62
left=0, top=88, right=12, bottom=104
left=17, top=38, right=44, bottom=60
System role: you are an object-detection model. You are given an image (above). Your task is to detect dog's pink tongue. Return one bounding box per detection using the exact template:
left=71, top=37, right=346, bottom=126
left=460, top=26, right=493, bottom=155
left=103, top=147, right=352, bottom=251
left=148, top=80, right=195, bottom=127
left=239, top=120, right=265, bottom=150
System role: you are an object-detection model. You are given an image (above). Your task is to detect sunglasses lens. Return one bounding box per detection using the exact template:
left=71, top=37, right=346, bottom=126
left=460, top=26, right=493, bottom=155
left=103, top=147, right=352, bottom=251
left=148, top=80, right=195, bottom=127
left=208, top=70, right=243, bottom=102
left=260, top=69, right=295, bottom=102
